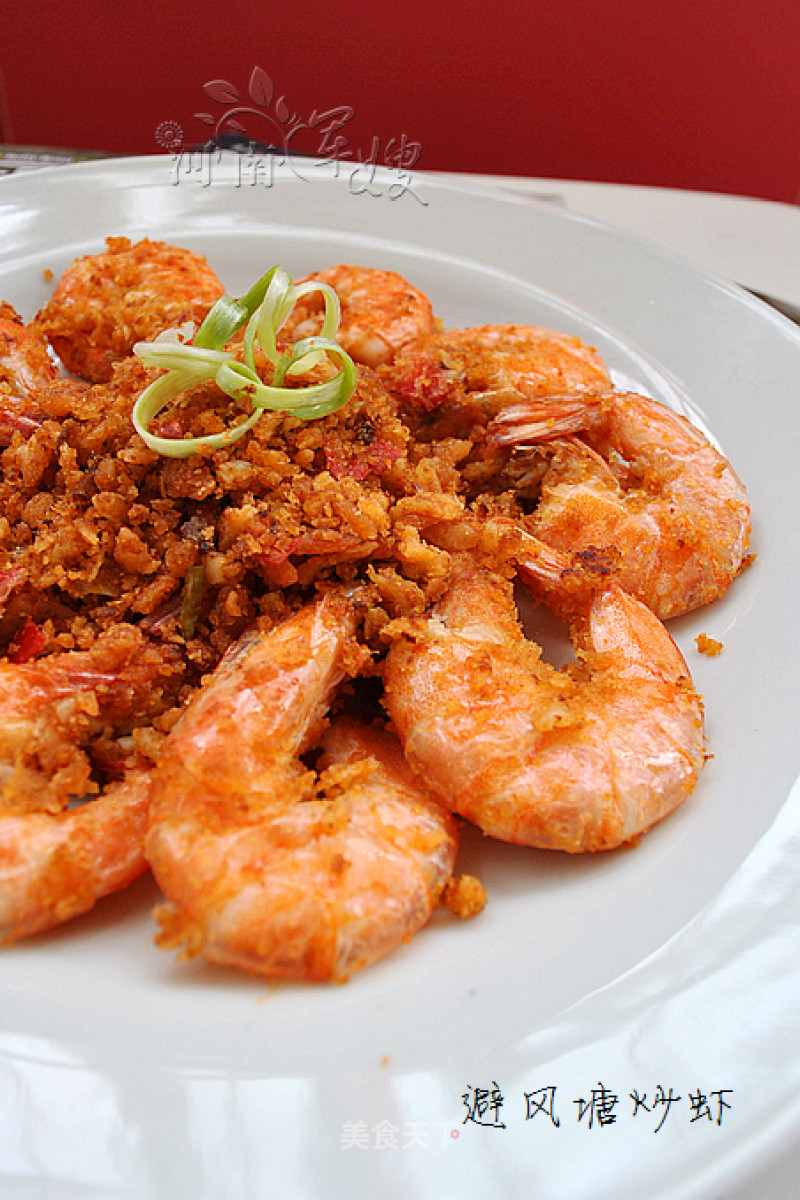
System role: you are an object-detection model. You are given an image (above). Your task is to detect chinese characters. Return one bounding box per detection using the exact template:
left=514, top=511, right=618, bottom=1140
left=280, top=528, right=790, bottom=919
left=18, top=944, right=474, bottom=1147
left=461, top=1080, right=733, bottom=1135
left=159, top=66, right=426, bottom=204
left=523, top=1082, right=733, bottom=1133
left=462, top=1082, right=507, bottom=1128
left=339, top=1082, right=734, bottom=1153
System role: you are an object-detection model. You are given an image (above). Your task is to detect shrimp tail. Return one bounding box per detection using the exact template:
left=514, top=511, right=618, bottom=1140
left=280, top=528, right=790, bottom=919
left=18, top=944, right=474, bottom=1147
left=490, top=396, right=592, bottom=445
left=515, top=528, right=623, bottom=618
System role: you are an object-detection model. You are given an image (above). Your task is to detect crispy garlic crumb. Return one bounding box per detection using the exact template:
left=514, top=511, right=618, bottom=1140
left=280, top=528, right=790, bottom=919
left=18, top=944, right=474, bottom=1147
left=444, top=873, right=487, bottom=920
left=695, top=632, right=724, bottom=657
left=152, top=901, right=204, bottom=959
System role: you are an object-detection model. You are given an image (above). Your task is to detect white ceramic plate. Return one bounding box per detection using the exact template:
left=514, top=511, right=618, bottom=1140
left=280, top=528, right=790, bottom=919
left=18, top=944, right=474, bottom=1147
left=1, top=156, right=799, bottom=1200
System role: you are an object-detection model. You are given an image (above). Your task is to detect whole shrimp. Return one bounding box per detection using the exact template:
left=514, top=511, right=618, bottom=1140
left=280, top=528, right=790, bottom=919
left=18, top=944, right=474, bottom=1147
left=388, top=323, right=611, bottom=415
left=36, top=237, right=224, bottom=382
left=0, top=625, right=183, bottom=942
left=382, top=563, right=705, bottom=853
left=491, top=391, right=752, bottom=619
left=280, top=264, right=436, bottom=367
left=145, top=592, right=459, bottom=982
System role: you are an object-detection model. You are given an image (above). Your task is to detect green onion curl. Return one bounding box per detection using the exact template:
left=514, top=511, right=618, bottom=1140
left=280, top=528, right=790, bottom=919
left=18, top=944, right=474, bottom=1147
left=132, top=265, right=354, bottom=458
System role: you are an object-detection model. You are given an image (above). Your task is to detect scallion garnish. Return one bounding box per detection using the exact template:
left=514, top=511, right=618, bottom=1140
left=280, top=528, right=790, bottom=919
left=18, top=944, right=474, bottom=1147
left=132, top=266, right=355, bottom=457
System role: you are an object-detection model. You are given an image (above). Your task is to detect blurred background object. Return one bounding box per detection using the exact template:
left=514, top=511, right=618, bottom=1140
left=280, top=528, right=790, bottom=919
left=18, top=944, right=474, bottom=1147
left=1, top=0, right=798, bottom=202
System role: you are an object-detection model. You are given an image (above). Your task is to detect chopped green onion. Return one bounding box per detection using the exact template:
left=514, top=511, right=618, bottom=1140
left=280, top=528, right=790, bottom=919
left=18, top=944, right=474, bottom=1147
left=132, top=265, right=356, bottom=457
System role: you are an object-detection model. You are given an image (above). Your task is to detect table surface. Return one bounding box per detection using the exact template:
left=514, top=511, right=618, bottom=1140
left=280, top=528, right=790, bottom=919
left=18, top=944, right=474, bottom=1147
left=1, top=153, right=799, bottom=1199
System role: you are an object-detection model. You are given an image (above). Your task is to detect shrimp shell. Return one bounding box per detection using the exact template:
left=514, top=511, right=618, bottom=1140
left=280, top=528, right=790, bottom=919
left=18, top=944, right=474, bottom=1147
left=0, top=302, right=58, bottom=445
left=282, top=264, right=436, bottom=367
left=389, top=323, right=612, bottom=412
left=0, top=302, right=58, bottom=401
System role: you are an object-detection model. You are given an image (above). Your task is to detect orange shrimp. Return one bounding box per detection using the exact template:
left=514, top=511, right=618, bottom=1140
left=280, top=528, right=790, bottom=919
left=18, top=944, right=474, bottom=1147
left=145, top=593, right=458, bottom=981
left=383, top=564, right=705, bottom=853
left=36, top=237, right=224, bottom=382
left=492, top=391, right=752, bottom=618
left=281, top=264, right=436, bottom=367
left=0, top=301, right=57, bottom=399
left=0, top=626, right=183, bottom=942
left=0, top=623, right=181, bottom=813
left=0, top=770, right=151, bottom=944
left=388, top=323, right=611, bottom=413
left=0, top=302, right=57, bottom=443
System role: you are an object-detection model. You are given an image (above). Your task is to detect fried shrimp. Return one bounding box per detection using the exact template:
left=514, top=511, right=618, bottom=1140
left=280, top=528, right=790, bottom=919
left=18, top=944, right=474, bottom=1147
left=0, top=769, right=151, bottom=944
left=0, top=302, right=58, bottom=401
left=0, top=302, right=58, bottom=444
left=388, top=323, right=611, bottom=414
left=0, top=626, right=183, bottom=942
left=383, top=566, right=705, bottom=853
left=492, top=391, right=752, bottom=618
left=36, top=237, right=224, bottom=382
left=0, top=623, right=182, bottom=813
left=281, top=264, right=436, bottom=367
left=145, top=593, right=458, bottom=981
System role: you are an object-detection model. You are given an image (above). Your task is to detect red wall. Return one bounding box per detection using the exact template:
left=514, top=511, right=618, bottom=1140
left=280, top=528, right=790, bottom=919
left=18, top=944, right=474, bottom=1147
left=2, top=0, right=799, bottom=202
